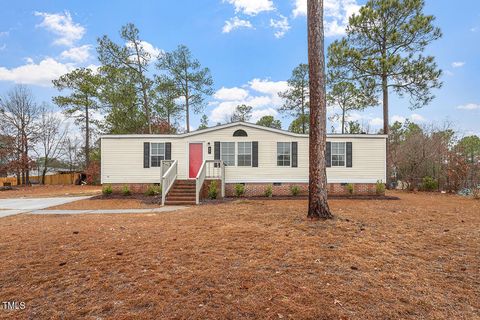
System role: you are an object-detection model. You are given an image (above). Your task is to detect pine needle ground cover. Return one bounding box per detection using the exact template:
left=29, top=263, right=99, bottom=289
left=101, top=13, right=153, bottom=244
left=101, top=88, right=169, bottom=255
left=0, top=192, right=478, bottom=319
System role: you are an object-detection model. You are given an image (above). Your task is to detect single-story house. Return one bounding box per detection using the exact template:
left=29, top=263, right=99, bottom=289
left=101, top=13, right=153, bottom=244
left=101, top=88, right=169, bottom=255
left=101, top=122, right=387, bottom=204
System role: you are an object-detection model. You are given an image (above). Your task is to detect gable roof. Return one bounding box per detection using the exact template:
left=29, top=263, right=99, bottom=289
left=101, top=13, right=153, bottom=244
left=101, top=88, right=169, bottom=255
left=101, top=121, right=387, bottom=139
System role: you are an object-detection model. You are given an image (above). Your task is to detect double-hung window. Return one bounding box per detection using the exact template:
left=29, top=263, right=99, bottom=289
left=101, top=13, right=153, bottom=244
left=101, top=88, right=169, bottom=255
left=331, top=142, right=346, bottom=167
left=151, top=143, right=165, bottom=167
left=237, top=142, right=252, bottom=166
left=277, top=142, right=291, bottom=166
left=221, top=142, right=235, bottom=166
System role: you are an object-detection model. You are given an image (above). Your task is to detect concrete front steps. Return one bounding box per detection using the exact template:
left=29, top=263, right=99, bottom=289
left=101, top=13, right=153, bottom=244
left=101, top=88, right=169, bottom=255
left=164, top=180, right=197, bottom=205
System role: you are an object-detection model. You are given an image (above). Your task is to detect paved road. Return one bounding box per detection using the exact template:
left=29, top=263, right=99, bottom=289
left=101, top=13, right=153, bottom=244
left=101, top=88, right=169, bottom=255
left=0, top=197, right=92, bottom=218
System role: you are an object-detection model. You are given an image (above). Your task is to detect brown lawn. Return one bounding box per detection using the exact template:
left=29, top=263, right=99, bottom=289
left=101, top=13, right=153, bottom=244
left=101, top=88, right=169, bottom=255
left=0, top=185, right=101, bottom=199
left=0, top=191, right=479, bottom=319
left=47, top=197, right=162, bottom=210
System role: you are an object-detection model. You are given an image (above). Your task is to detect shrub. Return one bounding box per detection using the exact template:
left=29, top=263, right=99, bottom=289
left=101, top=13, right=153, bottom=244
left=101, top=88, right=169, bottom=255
left=346, top=183, right=354, bottom=195
left=290, top=185, right=300, bottom=196
left=421, top=176, right=438, bottom=191
left=376, top=180, right=385, bottom=195
left=264, top=185, right=273, bottom=197
left=122, top=185, right=131, bottom=196
left=145, top=184, right=161, bottom=196
left=208, top=181, right=218, bottom=199
left=234, top=184, right=245, bottom=197
left=102, top=184, right=113, bottom=196
left=85, top=161, right=101, bottom=185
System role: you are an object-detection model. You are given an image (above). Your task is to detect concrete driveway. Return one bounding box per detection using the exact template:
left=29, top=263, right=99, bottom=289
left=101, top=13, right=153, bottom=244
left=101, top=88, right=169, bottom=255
left=0, top=197, right=92, bottom=218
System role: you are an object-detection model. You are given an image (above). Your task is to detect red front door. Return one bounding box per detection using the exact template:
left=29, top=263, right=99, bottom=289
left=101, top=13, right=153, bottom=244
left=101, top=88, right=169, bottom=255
left=189, top=143, right=203, bottom=178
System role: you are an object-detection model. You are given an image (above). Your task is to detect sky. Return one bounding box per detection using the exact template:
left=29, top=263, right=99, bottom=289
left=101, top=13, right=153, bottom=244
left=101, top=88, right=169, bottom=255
left=0, top=0, right=479, bottom=136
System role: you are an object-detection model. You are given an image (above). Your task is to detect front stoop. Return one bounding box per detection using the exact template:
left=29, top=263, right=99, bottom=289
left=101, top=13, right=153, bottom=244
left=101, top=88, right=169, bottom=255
left=165, top=180, right=196, bottom=205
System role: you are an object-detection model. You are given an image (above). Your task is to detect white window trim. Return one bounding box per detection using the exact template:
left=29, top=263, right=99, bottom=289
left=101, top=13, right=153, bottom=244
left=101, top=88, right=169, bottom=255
left=331, top=142, right=346, bottom=167
left=221, top=142, right=236, bottom=166
left=237, top=141, right=252, bottom=167
left=150, top=142, right=166, bottom=167
left=277, top=142, right=292, bottom=167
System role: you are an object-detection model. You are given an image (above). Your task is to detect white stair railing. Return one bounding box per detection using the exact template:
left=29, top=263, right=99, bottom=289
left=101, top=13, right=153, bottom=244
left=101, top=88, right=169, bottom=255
left=195, top=160, right=225, bottom=204
left=161, top=160, right=178, bottom=205
left=195, top=161, right=207, bottom=205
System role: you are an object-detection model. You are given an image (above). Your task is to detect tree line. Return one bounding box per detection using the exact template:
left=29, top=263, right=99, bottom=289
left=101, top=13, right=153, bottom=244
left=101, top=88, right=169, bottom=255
left=1, top=0, right=478, bottom=192
left=0, top=86, right=82, bottom=184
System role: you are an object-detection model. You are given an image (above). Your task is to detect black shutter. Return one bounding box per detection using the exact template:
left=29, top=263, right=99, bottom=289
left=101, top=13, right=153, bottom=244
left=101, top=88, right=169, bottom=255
left=165, top=142, right=172, bottom=160
left=143, top=142, right=150, bottom=168
left=346, top=142, right=352, bottom=167
left=291, top=142, right=298, bottom=167
left=214, top=141, right=220, bottom=160
left=252, top=141, right=258, bottom=167
left=326, top=142, right=331, bottom=168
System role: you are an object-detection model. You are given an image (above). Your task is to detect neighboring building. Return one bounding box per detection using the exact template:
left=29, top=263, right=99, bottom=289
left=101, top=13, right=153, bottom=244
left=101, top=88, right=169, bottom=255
left=101, top=122, right=387, bottom=204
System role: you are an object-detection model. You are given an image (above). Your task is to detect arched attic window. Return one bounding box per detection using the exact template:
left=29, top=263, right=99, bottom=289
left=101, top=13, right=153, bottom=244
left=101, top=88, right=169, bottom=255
left=233, top=129, right=248, bottom=137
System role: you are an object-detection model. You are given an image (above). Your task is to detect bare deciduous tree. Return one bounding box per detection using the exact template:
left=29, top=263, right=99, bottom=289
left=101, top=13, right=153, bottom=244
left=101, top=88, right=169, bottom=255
left=62, top=137, right=82, bottom=173
left=33, top=106, right=68, bottom=184
left=0, top=86, right=39, bottom=185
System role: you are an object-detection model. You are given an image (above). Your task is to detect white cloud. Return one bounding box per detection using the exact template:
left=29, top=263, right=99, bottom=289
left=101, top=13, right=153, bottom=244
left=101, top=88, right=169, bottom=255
left=126, top=40, right=163, bottom=59
left=369, top=117, right=383, bottom=127
left=457, top=103, right=480, bottom=110
left=292, top=0, right=361, bottom=37
left=222, top=17, right=254, bottom=33
left=251, top=108, right=278, bottom=122
left=0, top=57, right=75, bottom=86
left=223, top=0, right=274, bottom=16
left=270, top=15, right=291, bottom=38
left=35, top=11, right=85, bottom=46
left=389, top=114, right=426, bottom=124
left=451, top=61, right=465, bottom=68
left=210, top=78, right=288, bottom=123
left=249, top=78, right=288, bottom=106
left=60, top=44, right=92, bottom=62
left=391, top=115, right=406, bottom=123
left=0, top=44, right=6, bottom=51
left=214, top=86, right=249, bottom=100
left=410, top=113, right=425, bottom=122
left=249, top=78, right=289, bottom=96
left=292, top=0, right=307, bottom=17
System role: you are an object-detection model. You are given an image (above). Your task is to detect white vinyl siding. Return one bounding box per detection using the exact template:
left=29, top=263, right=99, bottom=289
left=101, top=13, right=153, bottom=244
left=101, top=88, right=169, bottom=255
left=221, top=142, right=235, bottom=166
left=101, top=124, right=387, bottom=184
left=331, top=142, right=346, bottom=167
left=237, top=142, right=252, bottom=167
left=151, top=143, right=165, bottom=167
left=277, top=142, right=291, bottom=166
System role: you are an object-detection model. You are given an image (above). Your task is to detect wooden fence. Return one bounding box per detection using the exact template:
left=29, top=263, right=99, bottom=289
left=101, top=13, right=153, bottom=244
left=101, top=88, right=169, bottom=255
left=0, top=173, right=80, bottom=186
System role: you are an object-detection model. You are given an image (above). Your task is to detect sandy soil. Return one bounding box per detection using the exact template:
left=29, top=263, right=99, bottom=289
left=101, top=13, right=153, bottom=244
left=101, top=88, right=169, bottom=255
left=0, top=185, right=102, bottom=199
left=0, top=191, right=478, bottom=319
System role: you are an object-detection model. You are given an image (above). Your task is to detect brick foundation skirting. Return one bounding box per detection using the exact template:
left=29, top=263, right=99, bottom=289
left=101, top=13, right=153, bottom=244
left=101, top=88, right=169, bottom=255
left=225, top=182, right=381, bottom=197
left=105, top=182, right=383, bottom=197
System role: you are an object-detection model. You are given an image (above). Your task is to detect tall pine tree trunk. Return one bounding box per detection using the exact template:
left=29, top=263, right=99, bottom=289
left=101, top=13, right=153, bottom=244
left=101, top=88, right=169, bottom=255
left=307, top=0, right=332, bottom=220
left=85, top=102, right=90, bottom=169
left=382, top=74, right=391, bottom=187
